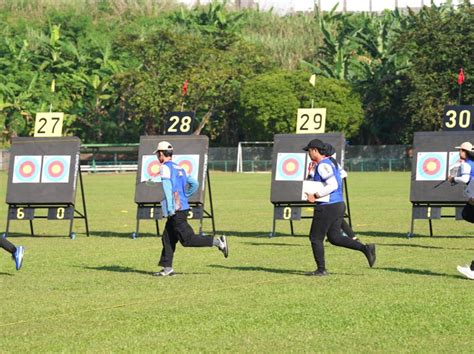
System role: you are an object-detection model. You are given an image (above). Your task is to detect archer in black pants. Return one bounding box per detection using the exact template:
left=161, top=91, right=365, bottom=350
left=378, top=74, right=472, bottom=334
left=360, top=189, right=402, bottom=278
left=309, top=202, right=374, bottom=273
left=158, top=210, right=214, bottom=268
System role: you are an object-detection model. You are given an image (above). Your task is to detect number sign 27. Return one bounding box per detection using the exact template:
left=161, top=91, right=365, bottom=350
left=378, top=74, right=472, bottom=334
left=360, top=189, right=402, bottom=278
left=165, top=111, right=195, bottom=135
left=34, top=112, right=64, bottom=137
left=296, top=108, right=326, bottom=134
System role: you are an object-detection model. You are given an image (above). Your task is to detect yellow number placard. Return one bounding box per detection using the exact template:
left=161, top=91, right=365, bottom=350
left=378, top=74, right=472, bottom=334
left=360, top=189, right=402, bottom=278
left=296, top=108, right=326, bottom=134
left=34, top=112, right=64, bottom=137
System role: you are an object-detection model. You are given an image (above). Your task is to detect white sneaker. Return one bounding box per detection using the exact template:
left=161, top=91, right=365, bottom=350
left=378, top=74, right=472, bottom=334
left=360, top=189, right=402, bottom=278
left=153, top=268, right=175, bottom=276
left=218, top=235, right=228, bottom=258
left=456, top=265, right=474, bottom=280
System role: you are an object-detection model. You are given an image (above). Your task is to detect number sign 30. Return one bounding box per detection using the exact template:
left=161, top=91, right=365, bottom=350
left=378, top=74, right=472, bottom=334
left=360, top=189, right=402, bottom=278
left=34, top=112, right=64, bottom=137
left=296, top=108, right=326, bottom=134
left=442, top=105, right=473, bottom=131
left=165, top=111, right=195, bottom=135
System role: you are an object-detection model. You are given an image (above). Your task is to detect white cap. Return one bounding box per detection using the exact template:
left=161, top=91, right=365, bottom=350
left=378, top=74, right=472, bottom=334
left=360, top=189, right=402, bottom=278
left=153, top=141, right=173, bottom=153
left=455, top=142, right=473, bottom=151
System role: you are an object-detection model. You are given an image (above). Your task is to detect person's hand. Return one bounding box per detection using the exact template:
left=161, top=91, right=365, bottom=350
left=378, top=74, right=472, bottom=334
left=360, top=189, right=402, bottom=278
left=447, top=176, right=454, bottom=183
left=468, top=198, right=474, bottom=206
left=306, top=192, right=317, bottom=203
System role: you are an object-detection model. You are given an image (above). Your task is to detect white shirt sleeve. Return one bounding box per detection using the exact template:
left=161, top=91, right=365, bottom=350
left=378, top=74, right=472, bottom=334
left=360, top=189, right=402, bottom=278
left=316, top=163, right=338, bottom=197
left=160, top=164, right=171, bottom=179
left=454, top=162, right=471, bottom=184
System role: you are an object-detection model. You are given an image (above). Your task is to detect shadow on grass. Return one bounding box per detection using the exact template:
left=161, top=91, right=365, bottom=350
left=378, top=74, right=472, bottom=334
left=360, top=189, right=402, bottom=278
left=242, top=241, right=304, bottom=247
left=1, top=232, right=69, bottom=238
left=0, top=272, right=14, bottom=276
left=209, top=264, right=305, bottom=275
left=224, top=231, right=308, bottom=238
left=83, top=265, right=152, bottom=275
left=378, top=267, right=462, bottom=279
left=89, top=231, right=159, bottom=238
left=381, top=243, right=474, bottom=251
left=360, top=231, right=474, bottom=239
left=82, top=265, right=210, bottom=276
left=209, top=264, right=363, bottom=277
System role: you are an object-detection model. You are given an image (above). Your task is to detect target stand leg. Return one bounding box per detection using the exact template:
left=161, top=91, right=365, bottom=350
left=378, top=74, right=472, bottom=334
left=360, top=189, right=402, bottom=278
left=155, top=219, right=160, bottom=237
left=29, top=219, right=34, bottom=237
left=429, top=219, right=433, bottom=237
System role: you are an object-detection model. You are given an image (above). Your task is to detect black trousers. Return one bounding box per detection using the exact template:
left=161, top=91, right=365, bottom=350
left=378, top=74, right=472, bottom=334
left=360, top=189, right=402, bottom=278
left=462, top=203, right=474, bottom=223
left=158, top=210, right=214, bottom=268
left=309, top=202, right=365, bottom=270
left=0, top=238, right=16, bottom=255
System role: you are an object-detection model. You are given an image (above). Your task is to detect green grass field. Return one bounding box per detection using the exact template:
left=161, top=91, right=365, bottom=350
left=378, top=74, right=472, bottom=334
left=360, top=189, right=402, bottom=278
left=1, top=171, right=473, bottom=352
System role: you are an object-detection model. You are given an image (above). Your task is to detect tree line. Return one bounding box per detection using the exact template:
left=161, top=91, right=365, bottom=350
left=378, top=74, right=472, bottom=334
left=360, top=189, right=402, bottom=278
left=0, top=0, right=472, bottom=146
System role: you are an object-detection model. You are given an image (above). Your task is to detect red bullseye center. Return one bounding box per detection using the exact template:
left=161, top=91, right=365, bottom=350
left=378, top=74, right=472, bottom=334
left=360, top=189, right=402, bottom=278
left=423, top=158, right=440, bottom=175
left=147, top=162, right=160, bottom=176
left=20, top=161, right=35, bottom=177
left=283, top=158, right=299, bottom=175
left=179, top=161, right=192, bottom=174
left=48, top=161, right=64, bottom=177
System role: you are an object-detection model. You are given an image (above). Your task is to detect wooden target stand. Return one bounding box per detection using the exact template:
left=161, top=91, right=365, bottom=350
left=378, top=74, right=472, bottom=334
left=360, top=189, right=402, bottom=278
left=4, top=168, right=90, bottom=239
left=2, top=114, right=89, bottom=239
left=133, top=169, right=216, bottom=238
left=132, top=112, right=216, bottom=238
left=271, top=178, right=352, bottom=237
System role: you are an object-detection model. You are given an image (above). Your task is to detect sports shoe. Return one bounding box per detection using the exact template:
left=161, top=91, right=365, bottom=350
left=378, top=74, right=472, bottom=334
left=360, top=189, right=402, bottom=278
left=365, top=244, right=376, bottom=268
left=152, top=268, right=175, bottom=277
left=13, top=246, right=24, bottom=271
left=218, top=235, right=228, bottom=258
left=306, top=269, right=329, bottom=276
left=456, top=265, right=474, bottom=280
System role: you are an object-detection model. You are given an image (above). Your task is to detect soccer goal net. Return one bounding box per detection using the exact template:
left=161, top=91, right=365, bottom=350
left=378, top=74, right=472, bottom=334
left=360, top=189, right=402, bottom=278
left=236, top=141, right=274, bottom=173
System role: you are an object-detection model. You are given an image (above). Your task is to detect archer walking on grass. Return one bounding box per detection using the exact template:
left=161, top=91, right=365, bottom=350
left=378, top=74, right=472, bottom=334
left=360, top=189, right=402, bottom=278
left=153, top=141, right=228, bottom=277
left=303, top=139, right=376, bottom=276
left=447, top=141, right=474, bottom=280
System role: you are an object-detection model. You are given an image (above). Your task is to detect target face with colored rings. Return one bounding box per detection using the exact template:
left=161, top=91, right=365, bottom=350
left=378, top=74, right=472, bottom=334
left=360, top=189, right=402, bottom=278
left=12, top=155, right=42, bottom=183
left=141, top=155, right=162, bottom=182
left=41, top=155, right=71, bottom=183
left=173, top=155, right=200, bottom=181
left=275, top=153, right=306, bottom=181
left=416, top=152, right=447, bottom=181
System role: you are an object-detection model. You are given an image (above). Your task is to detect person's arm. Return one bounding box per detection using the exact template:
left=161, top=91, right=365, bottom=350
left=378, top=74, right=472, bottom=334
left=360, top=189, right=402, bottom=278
left=454, top=163, right=471, bottom=184
left=314, top=163, right=338, bottom=197
left=185, top=175, right=199, bottom=197
left=160, top=164, right=175, bottom=216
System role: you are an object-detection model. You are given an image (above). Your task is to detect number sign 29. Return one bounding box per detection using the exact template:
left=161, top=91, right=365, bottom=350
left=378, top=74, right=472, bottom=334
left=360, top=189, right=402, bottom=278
left=296, top=108, right=326, bottom=134
left=442, top=105, right=473, bottom=131
left=34, top=112, right=64, bottom=137
left=164, top=111, right=195, bottom=135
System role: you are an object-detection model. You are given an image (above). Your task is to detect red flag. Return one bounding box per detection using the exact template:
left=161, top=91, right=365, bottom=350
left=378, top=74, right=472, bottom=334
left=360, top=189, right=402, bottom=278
left=458, top=68, right=465, bottom=85
left=182, top=80, right=189, bottom=96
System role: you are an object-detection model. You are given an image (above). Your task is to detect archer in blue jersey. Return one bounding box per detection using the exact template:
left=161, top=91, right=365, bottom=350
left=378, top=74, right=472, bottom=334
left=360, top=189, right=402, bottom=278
left=449, top=142, right=474, bottom=280
left=152, top=141, right=228, bottom=277
left=303, top=139, right=376, bottom=276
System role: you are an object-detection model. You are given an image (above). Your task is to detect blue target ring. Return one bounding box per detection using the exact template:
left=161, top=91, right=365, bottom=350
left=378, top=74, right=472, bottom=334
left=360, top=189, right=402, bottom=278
left=13, top=156, right=42, bottom=183
left=275, top=153, right=306, bottom=181
left=42, top=155, right=70, bottom=183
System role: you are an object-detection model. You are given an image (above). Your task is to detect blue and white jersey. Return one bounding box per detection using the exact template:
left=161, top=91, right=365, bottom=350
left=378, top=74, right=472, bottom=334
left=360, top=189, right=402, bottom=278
left=312, top=158, right=343, bottom=205
left=455, top=159, right=474, bottom=185
left=160, top=160, right=198, bottom=216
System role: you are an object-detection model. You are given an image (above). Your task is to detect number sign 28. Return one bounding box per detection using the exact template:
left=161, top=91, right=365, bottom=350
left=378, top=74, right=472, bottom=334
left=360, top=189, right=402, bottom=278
left=34, top=112, right=64, bottom=137
left=296, top=108, right=327, bottom=134
left=442, top=105, right=473, bottom=131
left=165, top=111, right=195, bottom=135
